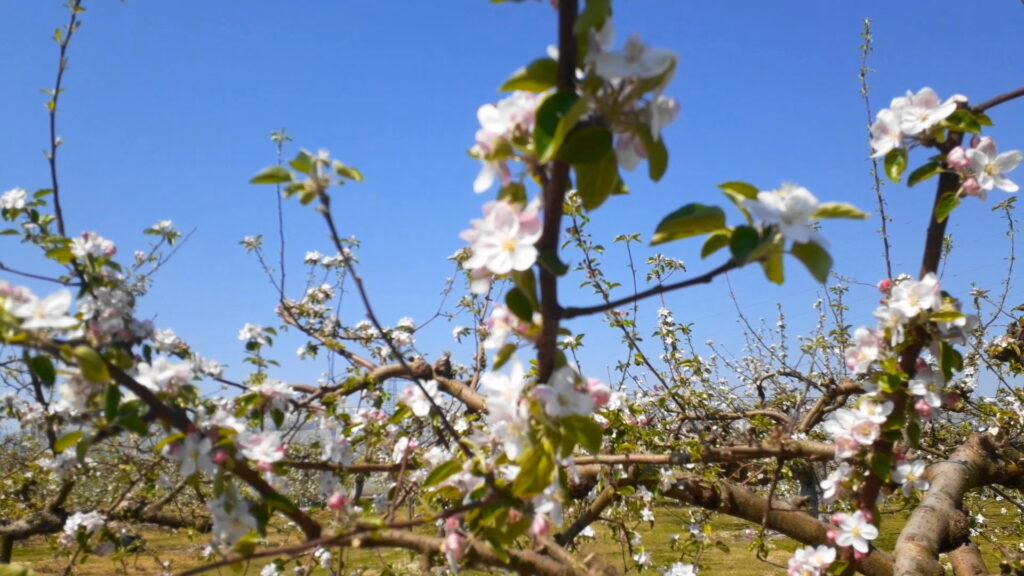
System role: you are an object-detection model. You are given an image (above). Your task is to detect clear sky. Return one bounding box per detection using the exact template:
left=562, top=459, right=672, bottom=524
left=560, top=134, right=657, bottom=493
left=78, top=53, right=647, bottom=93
left=2, top=2, right=1022, bottom=392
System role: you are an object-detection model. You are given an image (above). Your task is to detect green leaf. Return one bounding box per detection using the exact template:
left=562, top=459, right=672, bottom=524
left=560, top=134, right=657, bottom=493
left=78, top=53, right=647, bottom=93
left=907, top=420, right=922, bottom=449
left=45, top=246, right=74, bottom=265
left=884, top=148, right=908, bottom=183
left=250, top=166, right=292, bottom=185
left=537, top=250, right=569, bottom=276
left=575, top=148, right=621, bottom=211
left=718, top=181, right=758, bottom=223
left=333, top=161, right=363, bottom=182
left=500, top=58, right=558, bottom=93
left=728, top=226, right=760, bottom=263
left=812, top=202, right=869, bottom=220
left=55, top=430, right=83, bottom=454
left=27, top=355, right=56, bottom=387
left=701, top=230, right=731, bottom=259
left=760, top=246, right=784, bottom=285
left=651, top=204, right=726, bottom=246
left=506, top=287, right=534, bottom=322
left=719, top=181, right=759, bottom=200
left=907, top=161, right=943, bottom=187
left=561, top=415, right=603, bottom=454
left=536, top=92, right=588, bottom=163
left=868, top=451, right=891, bottom=483
left=492, top=343, right=517, bottom=371
left=944, top=109, right=982, bottom=134
left=289, top=151, right=313, bottom=174
left=512, top=444, right=555, bottom=498
left=558, top=125, right=613, bottom=164
left=935, top=191, right=960, bottom=223
left=791, top=241, right=833, bottom=283
left=497, top=182, right=527, bottom=205
left=73, top=345, right=110, bottom=383
left=930, top=310, right=965, bottom=323
left=636, top=127, right=668, bottom=182
left=574, top=0, right=611, bottom=37
left=424, top=460, right=464, bottom=488
left=104, top=384, right=120, bottom=422
left=939, top=341, right=964, bottom=381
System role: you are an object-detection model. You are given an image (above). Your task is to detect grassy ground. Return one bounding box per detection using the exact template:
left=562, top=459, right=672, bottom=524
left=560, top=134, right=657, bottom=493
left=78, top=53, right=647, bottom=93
left=8, top=501, right=1021, bottom=575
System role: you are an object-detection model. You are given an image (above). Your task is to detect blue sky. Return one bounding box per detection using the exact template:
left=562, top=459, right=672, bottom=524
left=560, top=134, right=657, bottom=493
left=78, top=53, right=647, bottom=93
left=2, top=2, right=1022, bottom=392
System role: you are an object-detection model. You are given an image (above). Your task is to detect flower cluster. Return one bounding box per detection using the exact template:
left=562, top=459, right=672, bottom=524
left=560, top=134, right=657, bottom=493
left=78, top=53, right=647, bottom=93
left=471, top=91, right=539, bottom=193
left=787, top=544, right=835, bottom=576
left=460, top=198, right=542, bottom=293
left=947, top=136, right=1022, bottom=199
left=870, top=87, right=962, bottom=157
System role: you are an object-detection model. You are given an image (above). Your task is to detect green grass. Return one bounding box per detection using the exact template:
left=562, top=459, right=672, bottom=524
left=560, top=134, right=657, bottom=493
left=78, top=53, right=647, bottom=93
left=9, top=500, right=1022, bottom=575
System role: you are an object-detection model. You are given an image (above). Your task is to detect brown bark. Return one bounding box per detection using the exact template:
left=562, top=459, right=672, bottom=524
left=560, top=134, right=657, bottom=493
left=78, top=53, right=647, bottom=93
left=664, top=475, right=893, bottom=576
left=894, top=431, right=1024, bottom=576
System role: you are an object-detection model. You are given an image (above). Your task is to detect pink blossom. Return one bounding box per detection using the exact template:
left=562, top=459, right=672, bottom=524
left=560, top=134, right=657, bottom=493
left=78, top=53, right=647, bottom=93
left=461, top=199, right=542, bottom=277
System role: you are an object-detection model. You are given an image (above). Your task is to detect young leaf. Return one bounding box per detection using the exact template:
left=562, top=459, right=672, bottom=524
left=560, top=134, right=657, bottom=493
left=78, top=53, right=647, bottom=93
left=534, top=91, right=582, bottom=163
left=884, top=148, right=908, bottom=183
left=636, top=127, right=669, bottom=182
left=701, top=230, right=731, bottom=259
left=558, top=125, right=613, bottom=165
left=651, top=204, right=726, bottom=245
left=575, top=149, right=621, bottom=211
left=907, top=161, right=943, bottom=187
left=561, top=415, right=603, bottom=454
left=424, top=460, right=464, bottom=488
left=760, top=246, right=784, bottom=285
left=935, top=191, right=960, bottom=223
left=27, top=355, right=56, bottom=387
left=728, top=225, right=760, bottom=263
left=55, top=430, right=83, bottom=454
left=250, top=166, right=292, bottom=185
left=791, top=241, right=833, bottom=283
left=73, top=345, right=110, bottom=383
left=506, top=287, right=535, bottom=322
left=500, top=58, right=558, bottom=93
left=812, top=202, right=869, bottom=220
left=333, top=161, right=363, bottom=182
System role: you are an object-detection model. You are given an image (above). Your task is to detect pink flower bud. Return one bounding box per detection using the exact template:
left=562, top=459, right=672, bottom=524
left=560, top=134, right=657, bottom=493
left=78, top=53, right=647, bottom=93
left=915, top=398, right=933, bottom=420
left=445, top=532, right=466, bottom=561
left=860, top=509, right=874, bottom=523
left=826, top=529, right=837, bottom=544
left=445, top=517, right=460, bottom=531
left=587, top=378, right=611, bottom=408
left=943, top=392, right=961, bottom=409
left=961, top=177, right=982, bottom=197
left=830, top=513, right=843, bottom=526
left=530, top=514, right=550, bottom=537
left=854, top=550, right=867, bottom=561
left=507, top=509, right=522, bottom=523
left=327, top=492, right=348, bottom=511
left=946, top=146, right=970, bottom=170
left=212, top=451, right=228, bottom=465
left=877, top=278, right=892, bottom=293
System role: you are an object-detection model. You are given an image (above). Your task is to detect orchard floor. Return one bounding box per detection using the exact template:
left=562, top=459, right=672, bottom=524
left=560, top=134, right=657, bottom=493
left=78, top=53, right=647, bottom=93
left=8, top=502, right=1021, bottom=575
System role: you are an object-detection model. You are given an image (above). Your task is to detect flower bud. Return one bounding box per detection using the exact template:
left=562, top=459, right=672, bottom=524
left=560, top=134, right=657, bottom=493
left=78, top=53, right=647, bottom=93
left=961, top=177, right=982, bottom=197
left=826, top=529, right=837, bottom=544
left=877, top=278, right=892, bottom=293
left=854, top=550, right=867, bottom=561
left=914, top=398, right=933, bottom=420
left=946, top=146, right=970, bottom=170
left=327, top=492, right=348, bottom=511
